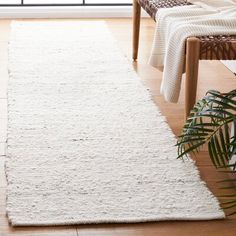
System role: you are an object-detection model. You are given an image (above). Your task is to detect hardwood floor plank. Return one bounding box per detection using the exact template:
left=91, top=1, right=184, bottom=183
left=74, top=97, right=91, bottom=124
left=2, top=228, right=78, bottom=236
left=76, top=221, right=236, bottom=236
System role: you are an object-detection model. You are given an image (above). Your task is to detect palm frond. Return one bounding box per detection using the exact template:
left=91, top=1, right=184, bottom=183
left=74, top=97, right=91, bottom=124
left=176, top=89, right=236, bottom=216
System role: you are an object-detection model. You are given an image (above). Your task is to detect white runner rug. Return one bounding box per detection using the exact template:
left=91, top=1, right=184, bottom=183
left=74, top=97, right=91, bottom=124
left=6, top=21, right=224, bottom=226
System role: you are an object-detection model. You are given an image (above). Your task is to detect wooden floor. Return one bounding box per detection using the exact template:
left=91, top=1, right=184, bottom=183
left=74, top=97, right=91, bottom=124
left=0, top=18, right=236, bottom=236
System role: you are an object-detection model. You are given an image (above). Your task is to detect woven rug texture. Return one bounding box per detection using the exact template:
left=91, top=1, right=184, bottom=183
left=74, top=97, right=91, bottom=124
left=6, top=21, right=224, bottom=226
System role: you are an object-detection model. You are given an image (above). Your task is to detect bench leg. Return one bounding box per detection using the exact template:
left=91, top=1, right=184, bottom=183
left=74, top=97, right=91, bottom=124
left=185, top=37, right=200, bottom=120
left=133, top=0, right=141, bottom=61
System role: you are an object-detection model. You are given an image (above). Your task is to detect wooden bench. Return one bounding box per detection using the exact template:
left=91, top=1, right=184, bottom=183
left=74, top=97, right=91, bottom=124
left=133, top=0, right=236, bottom=118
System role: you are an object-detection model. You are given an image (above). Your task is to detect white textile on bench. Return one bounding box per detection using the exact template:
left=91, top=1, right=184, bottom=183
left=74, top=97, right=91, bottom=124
left=149, top=4, right=236, bottom=103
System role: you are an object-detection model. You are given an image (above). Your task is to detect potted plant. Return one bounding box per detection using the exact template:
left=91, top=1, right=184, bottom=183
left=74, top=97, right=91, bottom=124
left=177, top=89, right=236, bottom=215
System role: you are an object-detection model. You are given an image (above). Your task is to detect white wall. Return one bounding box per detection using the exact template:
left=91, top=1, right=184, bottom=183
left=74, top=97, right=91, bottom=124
left=0, top=6, right=148, bottom=18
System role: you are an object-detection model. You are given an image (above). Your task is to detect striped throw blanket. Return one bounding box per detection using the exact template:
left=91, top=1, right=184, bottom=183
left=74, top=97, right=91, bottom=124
left=149, top=2, right=236, bottom=103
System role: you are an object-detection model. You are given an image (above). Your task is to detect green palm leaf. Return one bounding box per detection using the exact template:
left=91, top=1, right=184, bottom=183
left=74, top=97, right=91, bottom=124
left=176, top=89, right=236, bottom=216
